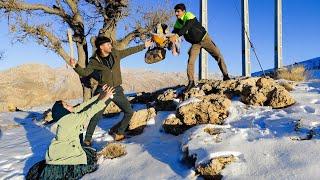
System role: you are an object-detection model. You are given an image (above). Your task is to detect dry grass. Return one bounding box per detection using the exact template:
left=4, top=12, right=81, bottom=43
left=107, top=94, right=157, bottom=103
left=98, top=143, right=127, bottom=159
left=277, top=81, right=295, bottom=91
left=196, top=156, right=236, bottom=179
left=276, top=66, right=306, bottom=82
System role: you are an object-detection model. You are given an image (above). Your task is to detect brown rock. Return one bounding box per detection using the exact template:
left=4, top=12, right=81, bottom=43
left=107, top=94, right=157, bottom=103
left=237, top=77, right=295, bottom=108
left=98, top=143, right=126, bottom=159
left=234, top=77, right=259, bottom=94
left=156, top=89, right=177, bottom=111
left=127, top=108, right=156, bottom=135
left=177, top=94, right=231, bottom=127
left=130, top=92, right=157, bottom=104
left=162, top=116, right=188, bottom=135
left=196, top=156, right=236, bottom=179
left=183, top=88, right=206, bottom=100
left=200, top=83, right=213, bottom=93
left=267, top=86, right=296, bottom=108
left=157, top=89, right=176, bottom=101
left=216, top=79, right=238, bottom=92
left=240, top=85, right=267, bottom=106
left=256, top=77, right=277, bottom=97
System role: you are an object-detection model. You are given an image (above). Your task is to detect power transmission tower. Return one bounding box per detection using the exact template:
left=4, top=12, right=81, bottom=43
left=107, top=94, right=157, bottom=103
left=241, top=0, right=251, bottom=77
left=199, top=0, right=208, bottom=80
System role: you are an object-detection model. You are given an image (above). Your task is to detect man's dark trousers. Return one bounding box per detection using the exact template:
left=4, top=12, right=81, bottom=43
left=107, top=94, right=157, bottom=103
left=84, top=86, right=133, bottom=142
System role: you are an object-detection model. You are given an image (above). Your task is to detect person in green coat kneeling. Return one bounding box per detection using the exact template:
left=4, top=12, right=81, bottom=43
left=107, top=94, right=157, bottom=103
left=26, top=85, right=114, bottom=180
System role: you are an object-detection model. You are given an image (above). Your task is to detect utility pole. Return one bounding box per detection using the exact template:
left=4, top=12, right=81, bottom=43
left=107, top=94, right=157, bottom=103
left=241, top=0, right=251, bottom=77
left=199, top=0, right=208, bottom=80
left=275, top=0, right=283, bottom=69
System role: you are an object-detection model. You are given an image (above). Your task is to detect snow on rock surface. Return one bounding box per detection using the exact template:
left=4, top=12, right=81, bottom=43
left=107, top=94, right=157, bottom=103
left=181, top=80, right=320, bottom=179
left=0, top=80, right=319, bottom=179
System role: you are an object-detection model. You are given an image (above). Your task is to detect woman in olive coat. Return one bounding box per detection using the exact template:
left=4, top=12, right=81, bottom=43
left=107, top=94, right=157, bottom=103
left=26, top=85, right=114, bottom=180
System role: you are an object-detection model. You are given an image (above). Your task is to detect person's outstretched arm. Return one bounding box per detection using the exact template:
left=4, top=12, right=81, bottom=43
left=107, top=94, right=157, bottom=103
left=72, top=95, right=99, bottom=113
left=71, top=85, right=115, bottom=125
left=70, top=58, right=95, bottom=77
left=118, top=40, right=152, bottom=59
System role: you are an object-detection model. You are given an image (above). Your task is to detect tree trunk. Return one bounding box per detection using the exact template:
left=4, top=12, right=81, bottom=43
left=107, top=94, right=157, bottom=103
left=76, top=39, right=93, bottom=101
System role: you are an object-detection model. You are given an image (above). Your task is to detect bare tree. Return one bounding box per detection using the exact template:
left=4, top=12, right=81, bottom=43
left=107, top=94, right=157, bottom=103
left=0, top=0, right=173, bottom=100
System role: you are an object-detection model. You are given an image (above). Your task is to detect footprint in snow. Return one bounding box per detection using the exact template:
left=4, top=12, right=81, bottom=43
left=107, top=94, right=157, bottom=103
left=303, top=105, right=316, bottom=113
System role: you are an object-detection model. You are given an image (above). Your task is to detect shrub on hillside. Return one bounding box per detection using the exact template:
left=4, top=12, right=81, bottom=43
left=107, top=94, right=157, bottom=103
left=276, top=66, right=306, bottom=81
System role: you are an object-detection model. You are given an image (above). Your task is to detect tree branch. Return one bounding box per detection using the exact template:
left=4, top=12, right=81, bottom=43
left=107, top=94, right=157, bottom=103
left=0, top=1, right=61, bottom=16
left=65, top=0, right=79, bottom=15
left=116, top=27, right=149, bottom=49
left=19, top=22, right=70, bottom=64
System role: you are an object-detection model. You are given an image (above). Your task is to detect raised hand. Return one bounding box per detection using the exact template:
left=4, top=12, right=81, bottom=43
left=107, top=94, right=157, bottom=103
left=98, top=85, right=115, bottom=101
left=69, top=58, right=77, bottom=68
left=168, top=34, right=179, bottom=43
left=144, top=39, right=153, bottom=49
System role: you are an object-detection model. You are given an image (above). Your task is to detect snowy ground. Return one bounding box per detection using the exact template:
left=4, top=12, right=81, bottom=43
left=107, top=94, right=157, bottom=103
left=1, top=80, right=320, bottom=179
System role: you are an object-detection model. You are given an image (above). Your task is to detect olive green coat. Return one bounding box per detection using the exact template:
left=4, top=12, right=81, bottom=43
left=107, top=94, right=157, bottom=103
left=45, top=95, right=105, bottom=165
left=74, top=45, right=145, bottom=87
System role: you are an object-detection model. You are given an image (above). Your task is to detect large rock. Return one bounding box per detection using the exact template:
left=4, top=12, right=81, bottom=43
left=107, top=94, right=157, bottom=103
left=163, top=95, right=231, bottom=135
left=183, top=88, right=205, bottom=100
left=177, top=94, right=231, bottom=126
left=240, top=77, right=295, bottom=108
left=127, top=108, right=156, bottom=135
left=256, top=77, right=278, bottom=96
left=196, top=156, right=236, bottom=179
left=98, top=143, right=126, bottom=159
left=101, top=107, right=157, bottom=136
left=155, top=89, right=177, bottom=111
left=268, top=86, right=296, bottom=108
left=240, top=85, right=267, bottom=106
left=199, top=77, right=258, bottom=96
left=199, top=77, right=295, bottom=109
left=233, top=77, right=259, bottom=94
left=162, top=115, right=188, bottom=136
left=130, top=85, right=185, bottom=105
left=130, top=92, right=157, bottom=104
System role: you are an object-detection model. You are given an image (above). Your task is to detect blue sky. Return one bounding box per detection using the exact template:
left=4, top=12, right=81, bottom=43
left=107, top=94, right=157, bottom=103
left=0, top=0, right=319, bottom=76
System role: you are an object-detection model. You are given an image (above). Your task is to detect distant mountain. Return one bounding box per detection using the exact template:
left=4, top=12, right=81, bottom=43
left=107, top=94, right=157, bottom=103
left=0, top=64, right=221, bottom=112
left=0, top=64, right=82, bottom=112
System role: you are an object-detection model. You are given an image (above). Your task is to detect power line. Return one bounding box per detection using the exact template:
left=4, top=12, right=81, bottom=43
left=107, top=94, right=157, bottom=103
left=232, top=0, right=266, bottom=77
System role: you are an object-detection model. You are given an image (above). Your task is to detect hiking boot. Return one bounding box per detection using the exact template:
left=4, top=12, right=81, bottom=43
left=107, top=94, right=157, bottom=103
left=83, top=140, right=92, bottom=147
left=108, top=127, right=117, bottom=136
left=113, top=133, right=125, bottom=141
left=223, top=75, right=231, bottom=81
left=108, top=122, right=121, bottom=135
left=185, top=80, right=195, bottom=92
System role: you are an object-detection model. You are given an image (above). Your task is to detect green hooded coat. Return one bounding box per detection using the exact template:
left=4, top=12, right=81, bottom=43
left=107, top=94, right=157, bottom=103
left=45, top=95, right=105, bottom=165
